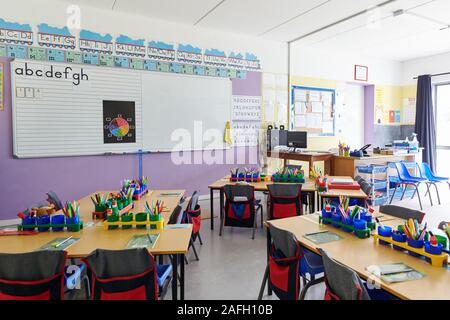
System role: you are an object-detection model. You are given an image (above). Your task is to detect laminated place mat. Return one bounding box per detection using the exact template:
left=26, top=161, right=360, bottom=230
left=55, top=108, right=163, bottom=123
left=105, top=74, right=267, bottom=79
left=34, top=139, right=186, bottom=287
left=37, top=237, right=80, bottom=251
left=303, top=231, right=343, bottom=245
left=366, top=263, right=425, bottom=284
left=127, top=234, right=160, bottom=249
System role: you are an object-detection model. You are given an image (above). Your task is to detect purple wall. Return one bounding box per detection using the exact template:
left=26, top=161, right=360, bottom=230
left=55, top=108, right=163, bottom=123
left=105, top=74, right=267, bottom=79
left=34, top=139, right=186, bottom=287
left=364, top=85, right=375, bottom=145
left=0, top=57, right=262, bottom=220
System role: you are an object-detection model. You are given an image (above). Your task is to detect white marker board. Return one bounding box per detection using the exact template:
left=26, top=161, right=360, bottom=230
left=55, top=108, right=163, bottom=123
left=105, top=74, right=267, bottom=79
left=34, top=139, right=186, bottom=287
left=11, top=59, right=231, bottom=158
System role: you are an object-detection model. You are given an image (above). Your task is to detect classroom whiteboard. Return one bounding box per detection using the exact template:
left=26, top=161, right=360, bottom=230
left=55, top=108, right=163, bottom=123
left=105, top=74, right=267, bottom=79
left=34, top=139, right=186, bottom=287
left=11, top=59, right=231, bottom=158
left=142, top=72, right=231, bottom=152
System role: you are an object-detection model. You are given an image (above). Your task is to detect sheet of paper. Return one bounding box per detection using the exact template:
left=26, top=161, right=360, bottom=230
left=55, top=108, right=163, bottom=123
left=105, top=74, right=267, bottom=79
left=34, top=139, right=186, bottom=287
left=294, top=102, right=306, bottom=115
left=127, top=234, right=160, bottom=249
left=265, top=101, right=275, bottom=122
left=322, top=92, right=333, bottom=105
left=295, top=89, right=307, bottom=102
left=322, top=121, right=334, bottom=134
left=294, top=115, right=307, bottom=128
left=275, top=74, right=288, bottom=88
left=309, top=91, right=321, bottom=102
left=38, top=238, right=80, bottom=251
left=312, top=101, right=323, bottom=113
left=263, top=73, right=276, bottom=87
left=278, top=104, right=288, bottom=124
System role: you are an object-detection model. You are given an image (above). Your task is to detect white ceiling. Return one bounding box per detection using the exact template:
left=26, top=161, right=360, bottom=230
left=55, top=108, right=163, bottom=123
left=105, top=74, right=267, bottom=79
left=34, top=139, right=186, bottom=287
left=56, top=0, right=450, bottom=62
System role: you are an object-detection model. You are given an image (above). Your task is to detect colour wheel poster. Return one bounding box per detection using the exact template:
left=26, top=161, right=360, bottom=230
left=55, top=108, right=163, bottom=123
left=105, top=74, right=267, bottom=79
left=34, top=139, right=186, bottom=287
left=103, top=100, right=136, bottom=144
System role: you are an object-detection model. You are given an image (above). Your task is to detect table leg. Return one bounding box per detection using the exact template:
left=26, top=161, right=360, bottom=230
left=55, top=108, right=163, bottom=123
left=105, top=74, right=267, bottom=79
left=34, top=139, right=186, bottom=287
left=210, top=188, right=214, bottom=231
left=219, top=189, right=224, bottom=237
left=266, top=227, right=272, bottom=296
left=171, top=254, right=178, bottom=301
left=180, top=254, right=185, bottom=300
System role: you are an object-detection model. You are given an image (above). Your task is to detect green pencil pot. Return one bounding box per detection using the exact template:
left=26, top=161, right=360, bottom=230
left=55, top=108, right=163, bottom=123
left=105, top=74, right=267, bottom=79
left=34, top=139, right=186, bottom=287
left=121, top=214, right=133, bottom=229
left=281, top=175, right=289, bottom=183
left=127, top=198, right=133, bottom=206
left=95, top=204, right=107, bottom=213
left=135, top=212, right=148, bottom=229
left=67, top=216, right=81, bottom=232
left=150, top=214, right=161, bottom=230
left=107, top=215, right=119, bottom=230
left=112, top=206, right=119, bottom=216
left=117, top=200, right=124, bottom=210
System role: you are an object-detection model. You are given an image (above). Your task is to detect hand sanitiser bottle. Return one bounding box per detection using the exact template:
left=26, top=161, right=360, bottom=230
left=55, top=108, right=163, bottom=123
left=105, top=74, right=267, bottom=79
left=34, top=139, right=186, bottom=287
left=411, top=133, right=419, bottom=152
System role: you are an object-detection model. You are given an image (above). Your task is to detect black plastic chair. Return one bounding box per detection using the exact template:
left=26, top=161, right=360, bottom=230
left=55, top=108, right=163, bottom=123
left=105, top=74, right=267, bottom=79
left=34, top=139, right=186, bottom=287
left=318, top=249, right=370, bottom=300
left=0, top=251, right=67, bottom=300
left=379, top=205, right=425, bottom=223
left=267, top=184, right=303, bottom=219
left=222, top=185, right=262, bottom=240
left=83, top=249, right=159, bottom=300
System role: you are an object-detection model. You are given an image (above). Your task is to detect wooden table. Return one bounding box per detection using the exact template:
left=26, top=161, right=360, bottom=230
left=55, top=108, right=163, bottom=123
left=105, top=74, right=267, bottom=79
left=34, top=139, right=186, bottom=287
left=318, top=176, right=368, bottom=210
left=208, top=177, right=317, bottom=233
left=0, top=189, right=191, bottom=301
left=333, top=153, right=420, bottom=178
left=265, top=214, right=450, bottom=300
left=267, top=151, right=335, bottom=175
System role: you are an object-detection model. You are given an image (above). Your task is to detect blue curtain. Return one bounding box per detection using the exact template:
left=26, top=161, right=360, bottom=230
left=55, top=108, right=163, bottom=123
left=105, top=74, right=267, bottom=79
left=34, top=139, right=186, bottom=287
left=415, top=75, right=437, bottom=172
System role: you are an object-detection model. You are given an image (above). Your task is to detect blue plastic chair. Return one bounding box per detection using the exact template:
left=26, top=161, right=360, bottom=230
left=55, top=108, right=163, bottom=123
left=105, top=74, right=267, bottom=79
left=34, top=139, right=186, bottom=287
left=299, top=249, right=325, bottom=300
left=390, top=162, right=429, bottom=210
left=156, top=264, right=173, bottom=299
left=419, top=163, right=450, bottom=205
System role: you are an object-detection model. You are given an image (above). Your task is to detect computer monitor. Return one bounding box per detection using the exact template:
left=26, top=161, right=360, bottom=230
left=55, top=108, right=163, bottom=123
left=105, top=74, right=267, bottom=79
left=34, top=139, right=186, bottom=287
left=287, top=131, right=308, bottom=149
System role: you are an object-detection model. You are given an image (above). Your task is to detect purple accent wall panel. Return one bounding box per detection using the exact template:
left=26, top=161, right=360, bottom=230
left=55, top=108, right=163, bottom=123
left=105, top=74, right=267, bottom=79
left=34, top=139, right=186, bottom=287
left=0, top=58, right=262, bottom=219
left=364, top=85, right=375, bottom=145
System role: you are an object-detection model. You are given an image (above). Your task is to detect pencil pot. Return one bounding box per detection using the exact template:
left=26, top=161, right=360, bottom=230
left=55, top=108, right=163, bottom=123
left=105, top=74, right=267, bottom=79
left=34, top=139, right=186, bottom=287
left=322, top=209, right=332, bottom=221
left=95, top=204, right=107, bottom=213
left=331, top=213, right=342, bottom=228
left=342, top=218, right=354, bottom=232
left=231, top=173, right=238, bottom=181
left=238, top=173, right=245, bottom=181
left=378, top=226, right=393, bottom=246
left=245, top=174, right=252, bottom=182
left=121, top=214, right=133, bottom=230
left=22, top=216, right=36, bottom=231
left=51, top=215, right=65, bottom=232
left=112, top=206, right=119, bottom=216
left=392, top=232, right=407, bottom=251
left=252, top=173, right=259, bottom=183
left=150, top=214, right=161, bottom=230
left=106, top=215, right=119, bottom=230
left=407, top=239, right=424, bottom=258
left=424, top=242, right=443, bottom=256
left=281, top=175, right=289, bottom=183
left=354, top=219, right=367, bottom=231
left=66, top=216, right=81, bottom=232
left=37, top=215, right=51, bottom=232
left=135, top=212, right=148, bottom=229
left=117, top=200, right=124, bottom=210
left=272, top=174, right=280, bottom=182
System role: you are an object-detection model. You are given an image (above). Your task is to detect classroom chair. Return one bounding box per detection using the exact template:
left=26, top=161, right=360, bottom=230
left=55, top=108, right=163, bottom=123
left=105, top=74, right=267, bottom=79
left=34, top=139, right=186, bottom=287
left=83, top=248, right=160, bottom=300
left=222, top=185, right=263, bottom=240
left=390, top=162, right=430, bottom=210
left=267, top=184, right=303, bottom=219
left=318, top=248, right=370, bottom=300
left=419, top=162, right=450, bottom=205
left=284, top=165, right=311, bottom=211
left=169, top=197, right=200, bottom=263
left=379, top=205, right=425, bottom=223
left=258, top=223, right=324, bottom=300
left=182, top=191, right=203, bottom=253
left=0, top=251, right=67, bottom=300
left=318, top=249, right=398, bottom=301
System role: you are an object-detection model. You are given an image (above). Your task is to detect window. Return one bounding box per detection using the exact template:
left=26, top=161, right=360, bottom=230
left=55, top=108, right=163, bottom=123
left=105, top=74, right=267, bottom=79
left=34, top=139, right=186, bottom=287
left=435, top=83, right=450, bottom=177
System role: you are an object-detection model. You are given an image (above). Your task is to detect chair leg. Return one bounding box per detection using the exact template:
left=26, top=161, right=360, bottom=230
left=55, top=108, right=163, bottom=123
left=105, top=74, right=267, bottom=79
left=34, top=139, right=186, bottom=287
left=299, top=276, right=325, bottom=300
left=258, top=266, right=269, bottom=300
left=219, top=212, right=224, bottom=237
left=415, top=185, right=423, bottom=210
left=83, top=275, right=91, bottom=299
left=198, top=233, right=203, bottom=246
left=190, top=238, right=200, bottom=261
left=433, top=183, right=441, bottom=205
left=252, top=218, right=256, bottom=240
left=426, top=183, right=434, bottom=206
left=400, top=184, right=408, bottom=201
left=260, top=206, right=264, bottom=229
left=185, top=256, right=189, bottom=265
left=390, top=184, right=398, bottom=204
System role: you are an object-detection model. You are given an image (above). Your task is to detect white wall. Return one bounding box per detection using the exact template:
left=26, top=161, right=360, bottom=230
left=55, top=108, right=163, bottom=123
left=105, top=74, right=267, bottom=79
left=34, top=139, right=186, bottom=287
left=402, top=51, right=450, bottom=85
left=0, top=0, right=288, bottom=74
left=290, top=44, right=403, bottom=85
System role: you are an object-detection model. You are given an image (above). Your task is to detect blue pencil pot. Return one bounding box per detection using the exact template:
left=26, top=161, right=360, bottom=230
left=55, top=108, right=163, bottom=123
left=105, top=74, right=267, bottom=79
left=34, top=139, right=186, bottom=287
left=322, top=209, right=332, bottom=225
left=331, top=213, right=342, bottom=228
left=342, top=218, right=354, bottom=233
left=22, top=216, right=36, bottom=231
left=424, top=242, right=443, bottom=256
left=238, top=173, right=245, bottom=181
left=354, top=219, right=367, bottom=231
left=392, top=232, right=407, bottom=251
left=408, top=239, right=424, bottom=258
left=363, top=215, right=373, bottom=224
left=378, top=226, right=393, bottom=246
left=51, top=215, right=65, bottom=232
left=37, top=215, right=51, bottom=232
left=231, top=174, right=238, bottom=181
